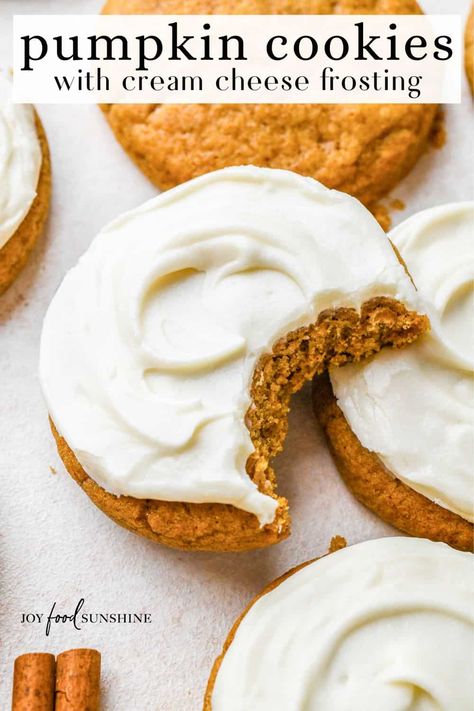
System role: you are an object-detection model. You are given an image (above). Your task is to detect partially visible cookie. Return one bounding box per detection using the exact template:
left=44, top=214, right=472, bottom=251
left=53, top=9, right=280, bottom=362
left=313, top=203, right=474, bottom=553
left=0, top=115, right=51, bottom=296
left=205, top=537, right=474, bottom=710
left=0, top=71, right=51, bottom=296
left=101, top=0, right=437, bottom=212
left=466, top=3, right=474, bottom=93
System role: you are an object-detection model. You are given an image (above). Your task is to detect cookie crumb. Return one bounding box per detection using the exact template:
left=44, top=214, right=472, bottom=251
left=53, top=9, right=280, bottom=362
left=429, top=107, right=446, bottom=149
left=390, top=198, right=405, bottom=212
left=328, top=535, right=347, bottom=553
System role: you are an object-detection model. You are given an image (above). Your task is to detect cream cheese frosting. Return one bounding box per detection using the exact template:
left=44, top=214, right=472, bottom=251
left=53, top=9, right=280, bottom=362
left=211, top=537, right=474, bottom=711
left=39, top=166, right=423, bottom=524
left=0, top=70, right=41, bottom=250
left=331, top=203, right=474, bottom=523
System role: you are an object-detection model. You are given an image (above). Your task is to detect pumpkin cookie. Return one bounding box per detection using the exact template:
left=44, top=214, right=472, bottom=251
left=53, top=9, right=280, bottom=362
left=205, top=537, right=474, bottom=710
left=100, top=0, right=437, bottom=213
left=40, top=167, right=428, bottom=551
left=0, top=71, right=51, bottom=296
left=314, top=203, right=474, bottom=552
left=466, top=3, right=474, bottom=93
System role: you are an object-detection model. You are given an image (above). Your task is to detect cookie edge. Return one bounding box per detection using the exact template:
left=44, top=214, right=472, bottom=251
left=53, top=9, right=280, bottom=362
left=312, top=373, right=474, bottom=552
left=202, top=535, right=347, bottom=710
left=0, top=113, right=51, bottom=296
left=47, top=297, right=428, bottom=552
left=465, top=3, right=474, bottom=94
left=50, top=419, right=291, bottom=553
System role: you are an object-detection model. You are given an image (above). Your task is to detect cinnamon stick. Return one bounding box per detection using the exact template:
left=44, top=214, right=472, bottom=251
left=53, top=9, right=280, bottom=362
left=11, top=652, right=55, bottom=711
left=55, top=648, right=101, bottom=711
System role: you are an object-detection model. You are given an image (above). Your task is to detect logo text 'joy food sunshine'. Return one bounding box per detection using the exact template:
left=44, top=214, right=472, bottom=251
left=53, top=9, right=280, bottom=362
left=20, top=599, right=152, bottom=636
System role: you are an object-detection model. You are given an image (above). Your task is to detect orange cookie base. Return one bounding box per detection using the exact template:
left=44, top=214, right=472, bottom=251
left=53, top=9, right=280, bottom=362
left=203, top=536, right=347, bottom=710
left=50, top=298, right=428, bottom=552
left=100, top=1, right=437, bottom=215
left=0, top=115, right=51, bottom=296
left=51, top=419, right=289, bottom=552
left=312, top=374, right=473, bottom=552
left=465, top=3, right=474, bottom=94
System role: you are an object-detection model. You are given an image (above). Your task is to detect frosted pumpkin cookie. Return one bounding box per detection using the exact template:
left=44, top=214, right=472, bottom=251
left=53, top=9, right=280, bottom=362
left=466, top=4, right=474, bottom=93
left=0, top=70, right=51, bottom=296
left=314, top=203, right=474, bottom=552
left=205, top=537, right=474, bottom=710
left=39, top=166, right=428, bottom=551
left=100, top=0, right=438, bottom=213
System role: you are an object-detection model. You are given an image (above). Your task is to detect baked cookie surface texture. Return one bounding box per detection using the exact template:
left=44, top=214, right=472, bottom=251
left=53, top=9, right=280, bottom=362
left=40, top=166, right=428, bottom=551
left=206, top=537, right=474, bottom=711
left=317, top=203, right=474, bottom=550
left=0, top=70, right=50, bottom=295
left=100, top=0, right=437, bottom=211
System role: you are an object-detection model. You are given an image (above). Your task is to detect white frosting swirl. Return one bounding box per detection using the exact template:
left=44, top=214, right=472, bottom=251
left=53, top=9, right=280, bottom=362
left=0, top=70, right=41, bottom=250
left=212, top=537, right=474, bottom=711
left=39, top=166, right=421, bottom=524
left=331, top=203, right=474, bottom=522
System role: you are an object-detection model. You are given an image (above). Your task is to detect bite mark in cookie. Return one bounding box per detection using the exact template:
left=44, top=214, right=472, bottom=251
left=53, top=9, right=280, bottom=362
left=40, top=166, right=428, bottom=551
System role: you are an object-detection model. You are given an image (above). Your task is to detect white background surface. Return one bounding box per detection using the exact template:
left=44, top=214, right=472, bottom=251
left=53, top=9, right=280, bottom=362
left=0, top=1, right=472, bottom=709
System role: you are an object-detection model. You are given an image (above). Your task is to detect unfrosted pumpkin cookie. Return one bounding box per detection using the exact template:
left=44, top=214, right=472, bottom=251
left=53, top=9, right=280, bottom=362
left=314, top=203, right=474, bottom=552
left=0, top=71, right=51, bottom=296
left=39, top=166, right=428, bottom=551
left=466, top=4, right=474, bottom=93
left=100, top=0, right=437, bottom=212
left=205, top=537, right=474, bottom=710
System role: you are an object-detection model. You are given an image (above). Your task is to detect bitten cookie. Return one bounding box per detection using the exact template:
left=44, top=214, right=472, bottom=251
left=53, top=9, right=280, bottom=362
left=100, top=0, right=438, bottom=213
left=0, top=71, right=51, bottom=296
left=40, top=166, right=428, bottom=552
left=204, top=537, right=474, bottom=710
left=314, top=203, right=474, bottom=552
left=466, top=3, right=474, bottom=93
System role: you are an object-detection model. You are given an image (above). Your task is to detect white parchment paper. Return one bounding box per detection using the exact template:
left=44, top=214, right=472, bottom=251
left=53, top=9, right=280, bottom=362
left=0, top=1, right=472, bottom=708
